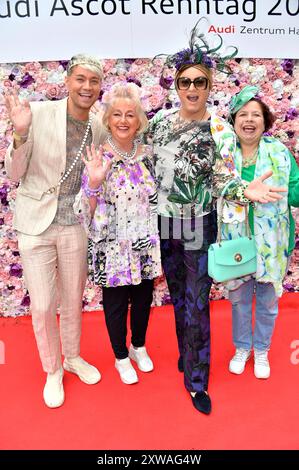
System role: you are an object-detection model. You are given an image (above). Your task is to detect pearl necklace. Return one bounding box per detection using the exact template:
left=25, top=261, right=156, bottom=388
left=107, top=135, right=138, bottom=161
left=45, top=115, right=92, bottom=194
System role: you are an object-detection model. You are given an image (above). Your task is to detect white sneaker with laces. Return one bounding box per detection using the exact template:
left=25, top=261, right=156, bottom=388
left=129, top=345, right=154, bottom=372
left=115, top=357, right=138, bottom=384
left=43, top=367, right=64, bottom=408
left=229, top=348, right=251, bottom=375
left=63, top=356, right=101, bottom=384
left=254, top=350, right=270, bottom=379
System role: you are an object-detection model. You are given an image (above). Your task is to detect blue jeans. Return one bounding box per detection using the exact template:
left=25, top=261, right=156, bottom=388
left=228, top=279, right=278, bottom=351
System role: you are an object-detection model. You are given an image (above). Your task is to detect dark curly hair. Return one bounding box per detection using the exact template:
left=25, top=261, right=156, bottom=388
left=231, top=98, right=275, bottom=132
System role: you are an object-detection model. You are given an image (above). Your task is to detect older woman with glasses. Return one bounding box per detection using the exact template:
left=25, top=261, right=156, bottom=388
left=146, top=24, right=285, bottom=414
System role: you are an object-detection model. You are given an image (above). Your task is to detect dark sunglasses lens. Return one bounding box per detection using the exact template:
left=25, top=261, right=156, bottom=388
left=194, top=77, right=208, bottom=89
left=177, top=78, right=191, bottom=89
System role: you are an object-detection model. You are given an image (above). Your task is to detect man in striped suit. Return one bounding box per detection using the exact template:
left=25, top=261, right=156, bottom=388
left=5, top=54, right=107, bottom=408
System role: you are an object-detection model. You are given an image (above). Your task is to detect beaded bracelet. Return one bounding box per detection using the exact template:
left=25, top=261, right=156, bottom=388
left=84, top=182, right=103, bottom=198
left=236, top=182, right=256, bottom=207
left=236, top=185, right=250, bottom=203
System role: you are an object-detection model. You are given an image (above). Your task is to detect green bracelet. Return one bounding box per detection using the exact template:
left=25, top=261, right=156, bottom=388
left=236, top=184, right=251, bottom=204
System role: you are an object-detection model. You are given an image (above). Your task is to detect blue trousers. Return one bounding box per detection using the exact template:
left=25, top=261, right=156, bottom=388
left=228, top=279, right=278, bottom=351
left=159, top=212, right=217, bottom=393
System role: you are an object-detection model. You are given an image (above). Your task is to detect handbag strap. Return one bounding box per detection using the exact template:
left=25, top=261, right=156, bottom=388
left=216, top=198, right=252, bottom=244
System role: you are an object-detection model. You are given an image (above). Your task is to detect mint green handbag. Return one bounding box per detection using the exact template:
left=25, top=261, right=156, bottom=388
left=208, top=201, right=257, bottom=282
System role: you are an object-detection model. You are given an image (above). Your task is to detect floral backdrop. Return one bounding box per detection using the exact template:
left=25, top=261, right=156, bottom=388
left=0, top=57, right=299, bottom=316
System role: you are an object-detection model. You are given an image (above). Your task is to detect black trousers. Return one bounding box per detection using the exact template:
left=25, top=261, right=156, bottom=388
left=102, top=280, right=154, bottom=359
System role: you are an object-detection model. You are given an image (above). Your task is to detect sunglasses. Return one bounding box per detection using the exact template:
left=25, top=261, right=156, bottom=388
left=176, top=76, right=209, bottom=91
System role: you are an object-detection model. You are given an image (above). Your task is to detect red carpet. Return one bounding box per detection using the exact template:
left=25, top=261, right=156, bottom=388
left=0, top=294, right=299, bottom=450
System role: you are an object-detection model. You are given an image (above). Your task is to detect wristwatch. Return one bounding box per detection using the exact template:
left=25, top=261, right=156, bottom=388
left=13, top=131, right=28, bottom=142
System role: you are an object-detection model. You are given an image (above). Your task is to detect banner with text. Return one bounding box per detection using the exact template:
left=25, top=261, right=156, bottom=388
left=1, top=0, right=299, bottom=62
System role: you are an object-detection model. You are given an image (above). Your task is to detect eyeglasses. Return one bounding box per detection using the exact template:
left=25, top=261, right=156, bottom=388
left=176, top=76, right=209, bottom=91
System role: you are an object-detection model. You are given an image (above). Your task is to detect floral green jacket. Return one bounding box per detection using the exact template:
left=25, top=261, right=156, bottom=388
left=147, top=109, right=243, bottom=219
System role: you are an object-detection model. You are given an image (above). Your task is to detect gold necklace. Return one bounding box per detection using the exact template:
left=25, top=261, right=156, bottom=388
left=242, top=147, right=259, bottom=168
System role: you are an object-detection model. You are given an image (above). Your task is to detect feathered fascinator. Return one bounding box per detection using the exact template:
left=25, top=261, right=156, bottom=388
left=229, top=85, right=260, bottom=115
left=157, top=19, right=238, bottom=88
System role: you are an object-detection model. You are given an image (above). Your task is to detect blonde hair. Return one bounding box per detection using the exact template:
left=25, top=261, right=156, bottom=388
left=102, top=82, right=148, bottom=135
left=175, top=64, right=213, bottom=90
left=67, top=53, right=103, bottom=79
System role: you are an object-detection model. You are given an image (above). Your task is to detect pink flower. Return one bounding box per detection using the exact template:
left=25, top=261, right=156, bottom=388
left=103, top=59, right=117, bottom=73
left=3, top=79, right=13, bottom=88
left=45, top=83, right=65, bottom=100
left=45, top=61, right=60, bottom=71
left=24, top=62, right=42, bottom=74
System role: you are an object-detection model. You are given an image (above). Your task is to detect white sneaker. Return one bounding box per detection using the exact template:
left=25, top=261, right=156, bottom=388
left=129, top=345, right=154, bottom=372
left=254, top=350, right=270, bottom=379
left=115, top=357, right=138, bottom=384
left=229, top=348, right=251, bottom=375
left=43, top=367, right=64, bottom=408
left=63, top=356, right=101, bottom=384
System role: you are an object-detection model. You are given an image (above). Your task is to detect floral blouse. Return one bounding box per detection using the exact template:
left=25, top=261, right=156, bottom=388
left=146, top=109, right=242, bottom=219
left=74, top=145, right=162, bottom=287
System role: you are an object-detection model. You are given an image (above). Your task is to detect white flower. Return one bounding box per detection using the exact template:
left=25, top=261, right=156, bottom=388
left=249, top=65, right=267, bottom=83
left=47, top=70, right=65, bottom=84
left=290, top=96, right=299, bottom=107
left=272, top=79, right=284, bottom=98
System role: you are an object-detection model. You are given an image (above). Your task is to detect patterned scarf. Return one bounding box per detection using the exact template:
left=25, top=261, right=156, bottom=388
left=210, top=115, right=290, bottom=296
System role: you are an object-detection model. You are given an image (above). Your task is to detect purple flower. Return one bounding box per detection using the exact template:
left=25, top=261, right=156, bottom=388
left=202, top=53, right=214, bottom=69
left=19, top=72, right=35, bottom=88
left=0, top=218, right=4, bottom=226
left=8, top=73, right=15, bottom=81
left=286, top=108, right=298, bottom=121
left=109, top=275, right=121, bottom=287
left=150, top=235, right=158, bottom=246
left=59, top=60, right=69, bottom=70
left=0, top=185, right=8, bottom=205
left=173, top=48, right=193, bottom=70
left=146, top=107, right=162, bottom=120
left=129, top=171, right=141, bottom=185
left=9, top=263, right=23, bottom=278
left=21, top=294, right=31, bottom=307
left=162, top=293, right=172, bottom=304
left=165, top=102, right=172, bottom=109
left=159, top=75, right=174, bottom=89
left=283, top=282, right=295, bottom=292
left=116, top=175, right=126, bottom=187
left=126, top=77, right=142, bottom=87
left=281, top=59, right=295, bottom=76
left=134, top=163, right=142, bottom=176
